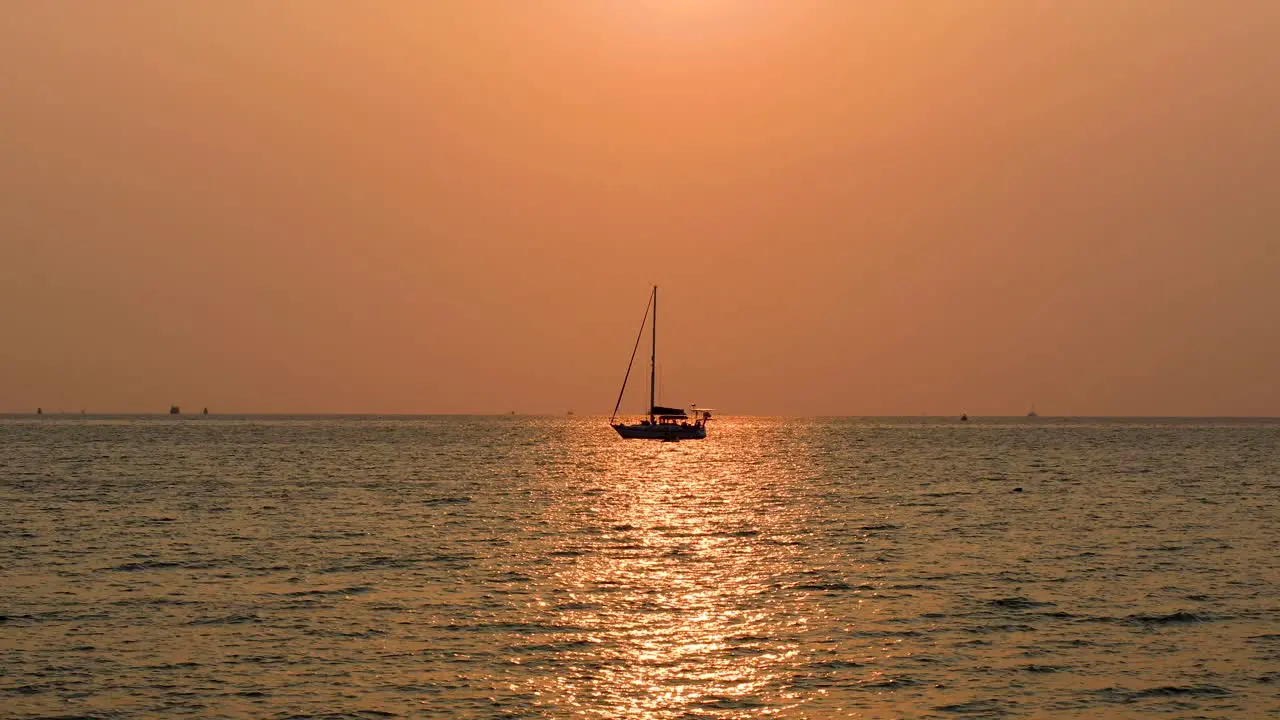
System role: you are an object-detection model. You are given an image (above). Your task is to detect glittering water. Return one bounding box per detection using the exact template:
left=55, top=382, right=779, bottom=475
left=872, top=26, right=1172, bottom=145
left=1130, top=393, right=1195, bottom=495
left=2, top=416, right=1278, bottom=718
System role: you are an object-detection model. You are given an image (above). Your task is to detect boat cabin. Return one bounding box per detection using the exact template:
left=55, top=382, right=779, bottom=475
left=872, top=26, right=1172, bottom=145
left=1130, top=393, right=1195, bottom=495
left=638, top=405, right=712, bottom=429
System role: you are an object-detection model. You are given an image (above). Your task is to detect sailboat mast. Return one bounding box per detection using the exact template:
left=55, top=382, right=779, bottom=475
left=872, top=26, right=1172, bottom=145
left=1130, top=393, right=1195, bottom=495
left=649, top=285, right=657, bottom=419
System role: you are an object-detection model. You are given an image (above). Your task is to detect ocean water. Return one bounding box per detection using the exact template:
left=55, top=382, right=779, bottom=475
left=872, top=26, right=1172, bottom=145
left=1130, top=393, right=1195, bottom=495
left=1, top=415, right=1277, bottom=719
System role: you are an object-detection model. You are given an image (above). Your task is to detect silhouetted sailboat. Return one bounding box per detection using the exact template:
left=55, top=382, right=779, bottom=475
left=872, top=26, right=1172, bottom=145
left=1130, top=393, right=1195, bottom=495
left=610, top=286, right=711, bottom=441
left=1027, top=404, right=1038, bottom=418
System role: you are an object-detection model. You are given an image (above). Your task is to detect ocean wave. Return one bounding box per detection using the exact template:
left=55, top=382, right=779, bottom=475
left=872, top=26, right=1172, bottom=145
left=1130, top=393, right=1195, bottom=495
left=1123, top=610, right=1216, bottom=625
left=1093, top=684, right=1231, bottom=702
left=988, top=596, right=1055, bottom=610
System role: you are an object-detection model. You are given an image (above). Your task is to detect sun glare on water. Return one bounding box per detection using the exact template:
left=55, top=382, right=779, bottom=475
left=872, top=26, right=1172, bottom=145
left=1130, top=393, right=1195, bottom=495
left=503, top=419, right=865, bottom=717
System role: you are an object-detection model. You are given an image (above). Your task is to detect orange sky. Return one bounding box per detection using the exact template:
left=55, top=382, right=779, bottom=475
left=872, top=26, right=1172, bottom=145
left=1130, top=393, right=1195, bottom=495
left=2, top=2, right=1277, bottom=415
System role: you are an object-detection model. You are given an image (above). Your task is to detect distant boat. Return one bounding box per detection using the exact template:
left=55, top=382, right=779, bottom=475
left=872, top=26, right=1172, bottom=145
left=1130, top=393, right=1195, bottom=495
left=960, top=413, right=968, bottom=422
left=566, top=410, right=575, bottom=416
left=1027, top=405, right=1038, bottom=418
left=609, top=286, right=711, bottom=441
left=202, top=407, right=208, bottom=416
left=170, top=405, right=180, bottom=415
left=36, top=407, right=42, bottom=415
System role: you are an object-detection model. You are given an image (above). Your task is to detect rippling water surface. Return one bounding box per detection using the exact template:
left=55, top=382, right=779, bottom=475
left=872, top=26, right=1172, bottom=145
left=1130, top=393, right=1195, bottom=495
left=2, top=416, right=1278, bottom=718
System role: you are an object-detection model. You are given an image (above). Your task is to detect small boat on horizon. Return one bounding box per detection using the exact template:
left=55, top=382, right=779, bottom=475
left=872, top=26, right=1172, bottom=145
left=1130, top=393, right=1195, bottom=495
left=609, top=286, right=711, bottom=441
left=170, top=405, right=180, bottom=415
left=1027, top=405, right=1039, bottom=418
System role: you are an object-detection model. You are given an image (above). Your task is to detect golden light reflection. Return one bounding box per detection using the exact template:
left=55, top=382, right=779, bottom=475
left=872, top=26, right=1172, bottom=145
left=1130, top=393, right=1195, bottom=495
left=522, top=418, right=834, bottom=718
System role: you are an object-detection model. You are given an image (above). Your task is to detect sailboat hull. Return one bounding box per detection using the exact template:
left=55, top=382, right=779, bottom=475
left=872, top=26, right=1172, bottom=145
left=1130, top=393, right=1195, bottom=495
left=612, top=423, right=707, bottom=441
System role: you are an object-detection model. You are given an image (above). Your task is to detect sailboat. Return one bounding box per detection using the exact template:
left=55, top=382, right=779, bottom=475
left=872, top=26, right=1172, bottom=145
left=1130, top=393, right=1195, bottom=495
left=610, top=286, right=711, bottom=441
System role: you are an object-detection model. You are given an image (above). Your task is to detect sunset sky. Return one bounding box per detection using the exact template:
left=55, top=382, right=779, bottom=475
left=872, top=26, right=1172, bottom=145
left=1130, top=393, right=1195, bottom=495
left=2, top=2, right=1277, bottom=415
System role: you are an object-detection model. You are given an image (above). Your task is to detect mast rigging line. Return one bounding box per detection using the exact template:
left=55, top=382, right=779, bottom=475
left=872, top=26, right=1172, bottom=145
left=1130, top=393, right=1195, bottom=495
left=610, top=289, right=654, bottom=424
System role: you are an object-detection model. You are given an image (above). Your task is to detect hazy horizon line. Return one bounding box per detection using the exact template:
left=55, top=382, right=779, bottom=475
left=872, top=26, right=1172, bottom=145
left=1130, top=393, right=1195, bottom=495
left=4, top=412, right=1278, bottom=420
